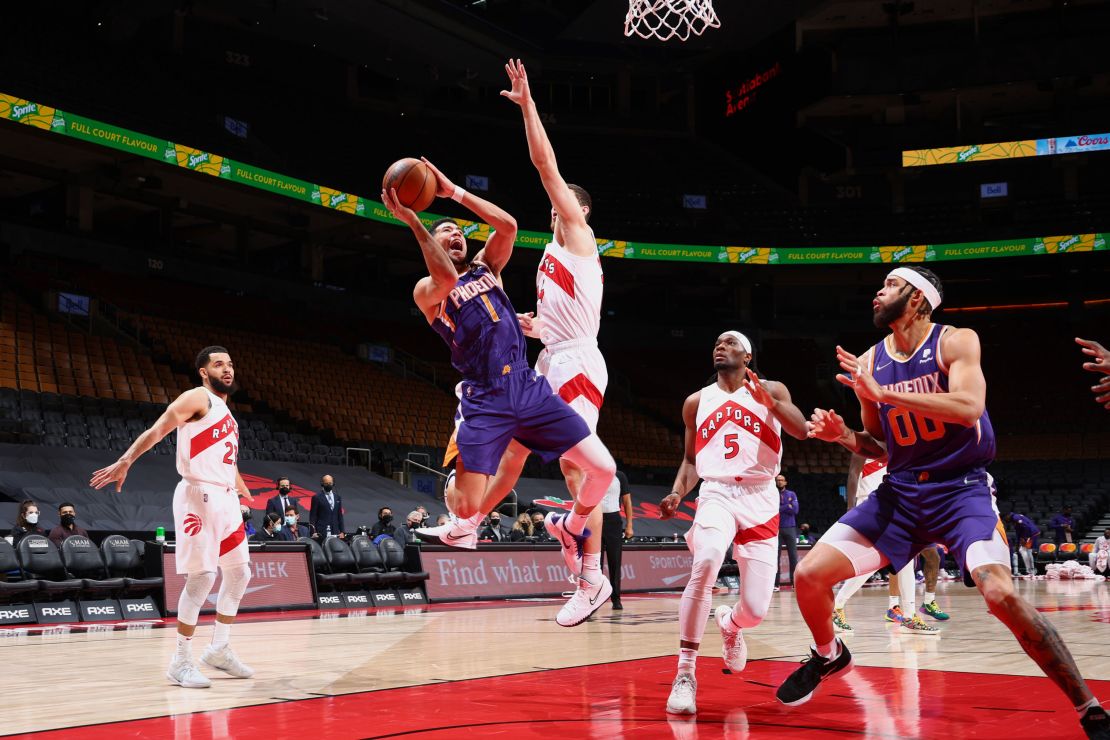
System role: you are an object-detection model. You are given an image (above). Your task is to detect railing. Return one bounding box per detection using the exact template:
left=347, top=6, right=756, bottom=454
left=401, top=457, right=518, bottom=520
left=345, top=447, right=373, bottom=470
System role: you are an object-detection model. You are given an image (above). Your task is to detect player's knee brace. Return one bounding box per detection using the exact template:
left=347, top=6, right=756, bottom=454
left=216, top=563, right=252, bottom=616
left=178, top=570, right=217, bottom=626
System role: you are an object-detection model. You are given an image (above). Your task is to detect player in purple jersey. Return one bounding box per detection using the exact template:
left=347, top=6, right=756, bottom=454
left=382, top=162, right=618, bottom=626
left=775, top=266, right=1108, bottom=738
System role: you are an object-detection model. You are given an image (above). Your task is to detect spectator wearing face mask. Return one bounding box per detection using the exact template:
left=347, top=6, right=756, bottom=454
left=530, top=511, right=553, bottom=543
left=48, top=502, right=89, bottom=548
left=396, top=511, right=424, bottom=546
left=509, top=513, right=534, bottom=542
left=278, top=505, right=313, bottom=541
left=371, top=507, right=396, bottom=538
left=251, top=513, right=284, bottom=542
left=266, top=477, right=305, bottom=521
left=480, top=512, right=509, bottom=542
left=310, top=474, right=345, bottom=540
left=415, top=506, right=430, bottom=527
left=240, top=505, right=257, bottom=537
left=10, top=499, right=45, bottom=548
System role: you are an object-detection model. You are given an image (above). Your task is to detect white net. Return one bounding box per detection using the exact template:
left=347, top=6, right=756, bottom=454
left=624, top=0, right=720, bottom=42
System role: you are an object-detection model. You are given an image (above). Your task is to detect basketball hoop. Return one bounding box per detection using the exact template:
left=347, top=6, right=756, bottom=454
left=624, top=0, right=720, bottom=42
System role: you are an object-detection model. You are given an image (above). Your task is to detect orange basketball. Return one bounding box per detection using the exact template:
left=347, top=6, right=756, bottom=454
left=382, top=158, right=436, bottom=212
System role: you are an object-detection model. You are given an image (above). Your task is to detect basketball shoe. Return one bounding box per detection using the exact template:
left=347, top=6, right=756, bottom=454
left=833, top=607, right=853, bottom=633
left=666, top=673, right=697, bottom=715
left=775, top=639, right=853, bottom=706
left=201, top=644, right=255, bottom=678
left=1080, top=704, right=1110, bottom=739
left=884, top=605, right=905, bottom=623
left=415, top=509, right=478, bottom=550
left=715, top=606, right=748, bottom=672
left=556, top=572, right=612, bottom=627
left=920, top=601, right=950, bottom=620
left=900, top=614, right=940, bottom=635
left=166, top=656, right=211, bottom=688
left=545, top=512, right=587, bottom=575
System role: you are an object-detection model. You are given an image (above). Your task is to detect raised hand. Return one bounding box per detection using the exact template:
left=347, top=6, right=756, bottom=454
left=742, top=367, right=775, bottom=408
left=808, top=408, right=847, bottom=443
left=420, top=157, right=456, bottom=199
left=835, top=345, right=884, bottom=403
left=1093, top=375, right=1110, bottom=410
left=1076, top=337, right=1110, bottom=375
left=90, top=459, right=131, bottom=493
left=659, top=493, right=681, bottom=520
left=500, top=58, right=532, bottom=108
left=381, top=187, right=418, bottom=227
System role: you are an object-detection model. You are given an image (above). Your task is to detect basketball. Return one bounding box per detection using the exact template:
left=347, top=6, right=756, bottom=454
left=382, top=157, right=437, bottom=212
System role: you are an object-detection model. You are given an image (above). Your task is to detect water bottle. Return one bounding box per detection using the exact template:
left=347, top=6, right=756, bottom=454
left=155, top=526, right=165, bottom=543
left=673, top=532, right=679, bottom=543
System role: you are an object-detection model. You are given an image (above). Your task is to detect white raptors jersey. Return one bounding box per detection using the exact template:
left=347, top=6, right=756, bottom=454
left=856, top=458, right=887, bottom=505
left=694, top=382, right=782, bottom=483
left=535, top=233, right=603, bottom=346
left=176, top=389, right=239, bottom=488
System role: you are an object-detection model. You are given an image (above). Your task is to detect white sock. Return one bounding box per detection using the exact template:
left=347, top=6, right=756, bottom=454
left=211, top=621, right=231, bottom=649
left=582, top=552, right=601, bottom=579
left=815, top=639, right=838, bottom=659
left=924, top=591, right=936, bottom=605
left=464, top=512, right=484, bottom=529
left=888, top=595, right=900, bottom=609
left=1076, top=697, right=1101, bottom=715
left=176, top=633, right=193, bottom=659
left=677, top=647, right=697, bottom=674
left=565, top=510, right=589, bottom=536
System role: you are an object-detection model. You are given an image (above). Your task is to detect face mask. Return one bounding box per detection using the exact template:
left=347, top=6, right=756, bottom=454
left=61, top=514, right=76, bottom=526
left=285, top=516, right=296, bottom=526
left=25, top=513, right=38, bottom=525
left=381, top=514, right=393, bottom=524
left=533, top=521, right=544, bottom=530
left=490, top=518, right=501, bottom=526
left=279, top=487, right=291, bottom=494
left=322, top=484, right=333, bottom=493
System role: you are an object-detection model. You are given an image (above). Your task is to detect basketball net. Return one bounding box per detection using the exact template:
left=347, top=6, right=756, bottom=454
left=624, top=0, right=720, bottom=42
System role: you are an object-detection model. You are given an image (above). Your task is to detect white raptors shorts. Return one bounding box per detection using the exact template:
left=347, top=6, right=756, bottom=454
left=172, top=480, right=249, bottom=575
left=686, top=478, right=781, bottom=553
left=536, top=339, right=608, bottom=433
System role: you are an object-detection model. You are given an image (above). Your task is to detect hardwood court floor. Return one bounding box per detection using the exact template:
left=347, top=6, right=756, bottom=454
left=2, top=579, right=1109, bottom=739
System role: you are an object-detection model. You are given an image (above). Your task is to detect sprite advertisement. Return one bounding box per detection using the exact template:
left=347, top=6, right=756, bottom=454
left=2, top=91, right=1106, bottom=265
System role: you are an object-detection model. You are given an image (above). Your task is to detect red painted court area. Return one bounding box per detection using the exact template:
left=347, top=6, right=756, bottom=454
left=9, top=656, right=1104, bottom=739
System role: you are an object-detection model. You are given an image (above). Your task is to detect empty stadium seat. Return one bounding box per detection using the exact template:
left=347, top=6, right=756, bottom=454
left=0, top=539, right=41, bottom=602
left=322, top=537, right=380, bottom=588
left=378, top=537, right=428, bottom=585
left=299, top=537, right=351, bottom=591
left=16, top=535, right=83, bottom=600
left=99, top=535, right=164, bottom=596
left=60, top=536, right=126, bottom=597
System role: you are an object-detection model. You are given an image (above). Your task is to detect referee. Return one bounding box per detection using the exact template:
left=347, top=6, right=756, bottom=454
left=600, top=469, right=634, bottom=610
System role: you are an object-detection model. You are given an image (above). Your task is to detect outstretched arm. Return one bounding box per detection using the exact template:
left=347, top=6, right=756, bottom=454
left=501, top=59, right=594, bottom=257
left=90, top=387, right=209, bottom=492
left=382, top=186, right=458, bottom=321
left=660, top=393, right=701, bottom=519
left=420, top=158, right=517, bottom=275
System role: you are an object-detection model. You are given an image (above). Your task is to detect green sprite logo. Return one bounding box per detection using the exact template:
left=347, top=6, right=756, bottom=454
left=219, top=161, right=230, bottom=177
left=329, top=192, right=347, bottom=207
left=10, top=102, right=37, bottom=120
left=311, top=188, right=321, bottom=203
left=925, top=249, right=936, bottom=260
left=1095, top=236, right=1106, bottom=249
left=1057, top=235, right=1080, bottom=252
left=768, top=251, right=779, bottom=262
left=737, top=248, right=758, bottom=263
left=462, top=223, right=480, bottom=237
left=355, top=200, right=365, bottom=214
left=163, top=144, right=177, bottom=161
left=50, top=114, right=65, bottom=131
left=599, top=240, right=615, bottom=253
left=623, top=246, right=634, bottom=257
left=893, top=246, right=914, bottom=261
left=717, top=250, right=728, bottom=261
left=187, top=151, right=209, bottom=169
left=869, top=250, right=882, bottom=262
left=957, top=145, right=980, bottom=163
left=1032, top=241, right=1045, bottom=253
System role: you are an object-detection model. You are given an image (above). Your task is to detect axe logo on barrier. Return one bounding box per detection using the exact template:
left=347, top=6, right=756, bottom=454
left=80, top=600, right=122, bottom=621
left=371, top=590, right=399, bottom=607
left=0, top=605, right=34, bottom=624
left=120, top=597, right=160, bottom=619
left=35, top=601, right=78, bottom=624
left=400, top=588, right=427, bottom=604
left=318, top=594, right=343, bottom=606
left=342, top=593, right=370, bottom=606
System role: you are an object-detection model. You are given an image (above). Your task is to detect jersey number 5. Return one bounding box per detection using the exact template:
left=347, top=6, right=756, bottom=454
left=887, top=408, right=944, bottom=447
left=222, top=441, right=238, bottom=465
left=723, top=433, right=741, bottom=459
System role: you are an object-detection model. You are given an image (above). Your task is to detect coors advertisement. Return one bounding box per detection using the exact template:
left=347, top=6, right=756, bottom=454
left=422, top=547, right=693, bottom=601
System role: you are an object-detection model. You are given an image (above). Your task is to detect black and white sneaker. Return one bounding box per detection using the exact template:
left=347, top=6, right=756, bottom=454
left=775, top=639, right=853, bottom=706
left=1081, top=705, right=1110, bottom=739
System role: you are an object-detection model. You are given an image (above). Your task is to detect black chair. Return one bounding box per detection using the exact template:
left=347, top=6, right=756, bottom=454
left=16, top=535, right=83, bottom=600
left=322, top=537, right=380, bottom=588
left=61, top=536, right=126, bottom=598
left=100, top=535, right=163, bottom=596
left=378, top=537, right=428, bottom=585
left=0, top=539, right=41, bottom=602
left=348, top=535, right=387, bottom=584
left=299, top=537, right=350, bottom=591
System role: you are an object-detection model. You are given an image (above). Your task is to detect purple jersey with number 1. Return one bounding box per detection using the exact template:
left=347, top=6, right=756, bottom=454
left=429, top=262, right=589, bottom=475
left=840, top=323, right=1002, bottom=583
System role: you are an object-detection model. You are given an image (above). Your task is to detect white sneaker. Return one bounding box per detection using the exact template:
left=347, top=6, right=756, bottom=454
left=555, top=573, right=612, bottom=627
left=166, top=656, right=211, bottom=688
left=201, top=644, right=254, bottom=678
left=715, top=606, right=748, bottom=673
left=666, top=672, right=697, bottom=715
left=415, top=514, right=478, bottom=550
left=545, top=512, right=586, bottom=576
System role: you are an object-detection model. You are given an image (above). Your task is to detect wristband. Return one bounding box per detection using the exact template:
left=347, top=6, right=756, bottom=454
left=451, top=185, right=466, bottom=203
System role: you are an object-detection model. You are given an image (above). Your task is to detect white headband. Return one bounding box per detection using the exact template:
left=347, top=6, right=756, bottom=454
left=724, top=331, right=752, bottom=353
left=888, top=267, right=942, bottom=310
